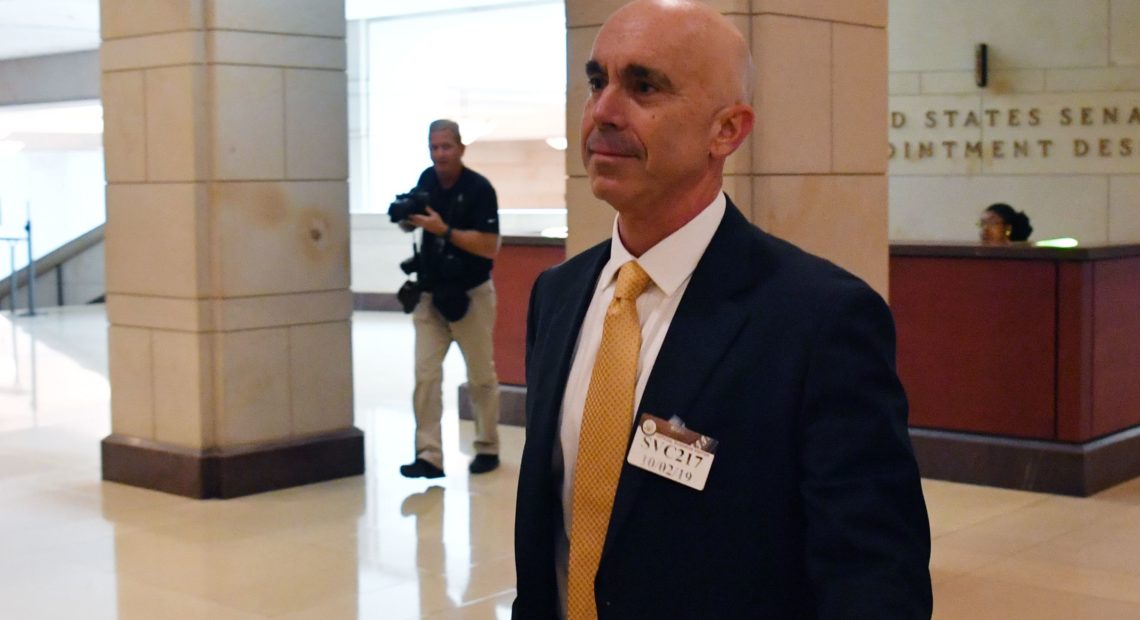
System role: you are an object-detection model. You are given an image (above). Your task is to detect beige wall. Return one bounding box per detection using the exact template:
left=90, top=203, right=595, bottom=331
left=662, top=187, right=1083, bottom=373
left=565, top=0, right=890, bottom=295
left=889, top=0, right=1140, bottom=244
left=464, top=139, right=566, bottom=210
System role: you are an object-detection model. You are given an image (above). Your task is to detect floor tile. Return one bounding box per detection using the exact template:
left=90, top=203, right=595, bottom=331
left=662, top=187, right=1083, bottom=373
left=976, top=556, right=1140, bottom=605
left=934, top=574, right=1140, bottom=619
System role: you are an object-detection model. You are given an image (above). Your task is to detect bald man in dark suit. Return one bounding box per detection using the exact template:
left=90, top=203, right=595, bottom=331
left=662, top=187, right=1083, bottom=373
left=513, top=1, right=932, bottom=618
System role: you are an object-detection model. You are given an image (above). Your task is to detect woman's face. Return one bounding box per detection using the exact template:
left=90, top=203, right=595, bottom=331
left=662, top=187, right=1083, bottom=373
left=978, top=210, right=1010, bottom=244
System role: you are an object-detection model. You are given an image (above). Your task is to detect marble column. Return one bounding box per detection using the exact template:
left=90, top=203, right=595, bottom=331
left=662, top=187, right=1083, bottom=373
left=565, top=0, right=890, bottom=297
left=99, top=0, right=361, bottom=498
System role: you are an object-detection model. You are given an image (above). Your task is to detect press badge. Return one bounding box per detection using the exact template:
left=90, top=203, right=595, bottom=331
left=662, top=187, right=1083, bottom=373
left=627, top=413, right=718, bottom=491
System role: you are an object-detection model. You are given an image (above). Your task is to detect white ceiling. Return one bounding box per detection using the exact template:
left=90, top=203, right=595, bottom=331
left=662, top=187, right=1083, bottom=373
left=0, top=0, right=99, bottom=60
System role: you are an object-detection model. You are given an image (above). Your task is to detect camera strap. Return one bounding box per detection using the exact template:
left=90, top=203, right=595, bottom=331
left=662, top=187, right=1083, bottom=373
left=396, top=235, right=423, bottom=314
left=410, top=236, right=420, bottom=281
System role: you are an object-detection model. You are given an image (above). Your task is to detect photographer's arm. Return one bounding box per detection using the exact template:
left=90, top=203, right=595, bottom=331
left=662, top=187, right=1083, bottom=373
left=447, top=229, right=501, bottom=259
left=408, top=207, right=500, bottom=259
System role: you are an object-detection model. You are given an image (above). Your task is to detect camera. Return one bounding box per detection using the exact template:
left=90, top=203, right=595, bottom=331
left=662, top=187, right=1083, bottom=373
left=400, top=254, right=419, bottom=275
left=389, top=190, right=430, bottom=223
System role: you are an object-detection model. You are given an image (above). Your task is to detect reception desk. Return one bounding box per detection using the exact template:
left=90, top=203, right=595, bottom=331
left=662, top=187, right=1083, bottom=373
left=891, top=243, right=1140, bottom=495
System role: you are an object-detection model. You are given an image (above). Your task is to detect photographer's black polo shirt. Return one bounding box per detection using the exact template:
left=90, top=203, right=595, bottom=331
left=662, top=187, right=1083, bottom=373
left=415, top=166, right=499, bottom=291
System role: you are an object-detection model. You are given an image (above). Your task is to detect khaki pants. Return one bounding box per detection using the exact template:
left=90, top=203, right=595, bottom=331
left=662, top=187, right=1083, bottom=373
left=412, top=279, right=500, bottom=469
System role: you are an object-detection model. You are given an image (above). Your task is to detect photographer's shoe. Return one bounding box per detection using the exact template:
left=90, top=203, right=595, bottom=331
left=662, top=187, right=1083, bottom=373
left=400, top=459, right=444, bottom=479
left=468, top=454, right=500, bottom=474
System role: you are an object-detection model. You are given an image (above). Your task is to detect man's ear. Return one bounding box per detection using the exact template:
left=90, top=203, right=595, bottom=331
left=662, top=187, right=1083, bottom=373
left=709, top=103, right=755, bottom=159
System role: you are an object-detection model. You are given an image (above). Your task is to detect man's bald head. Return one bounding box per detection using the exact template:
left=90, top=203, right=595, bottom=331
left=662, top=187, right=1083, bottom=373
left=604, top=0, right=754, bottom=105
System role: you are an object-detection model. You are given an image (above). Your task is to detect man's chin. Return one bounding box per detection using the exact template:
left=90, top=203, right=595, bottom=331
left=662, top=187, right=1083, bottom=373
left=588, top=176, right=633, bottom=209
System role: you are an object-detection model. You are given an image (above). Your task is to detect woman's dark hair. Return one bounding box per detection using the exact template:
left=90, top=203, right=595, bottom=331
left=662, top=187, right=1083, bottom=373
left=986, top=203, right=1033, bottom=241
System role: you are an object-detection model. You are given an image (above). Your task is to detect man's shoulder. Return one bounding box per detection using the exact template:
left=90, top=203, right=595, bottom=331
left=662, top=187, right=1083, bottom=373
left=717, top=209, right=880, bottom=307
left=720, top=204, right=848, bottom=277
left=459, top=168, right=498, bottom=216
left=775, top=235, right=875, bottom=297
left=461, top=167, right=494, bottom=190
left=752, top=227, right=847, bottom=278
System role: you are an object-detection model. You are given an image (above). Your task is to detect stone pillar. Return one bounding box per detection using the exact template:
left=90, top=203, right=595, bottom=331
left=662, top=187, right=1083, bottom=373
left=99, top=0, right=361, bottom=498
left=565, top=0, right=890, bottom=297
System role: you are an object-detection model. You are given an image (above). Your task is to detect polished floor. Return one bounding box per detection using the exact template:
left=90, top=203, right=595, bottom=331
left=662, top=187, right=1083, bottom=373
left=4, top=306, right=1140, bottom=618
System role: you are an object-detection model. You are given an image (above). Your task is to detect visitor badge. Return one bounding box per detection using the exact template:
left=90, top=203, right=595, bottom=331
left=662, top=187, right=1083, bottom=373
left=627, top=413, right=718, bottom=491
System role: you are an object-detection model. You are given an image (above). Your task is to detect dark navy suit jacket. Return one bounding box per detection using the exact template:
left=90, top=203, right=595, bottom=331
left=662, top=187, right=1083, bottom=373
left=513, top=199, right=932, bottom=619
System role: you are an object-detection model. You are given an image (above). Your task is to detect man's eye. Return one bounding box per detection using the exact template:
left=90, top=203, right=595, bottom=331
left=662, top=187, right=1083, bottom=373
left=634, top=81, right=657, bottom=95
left=587, top=76, right=605, bottom=92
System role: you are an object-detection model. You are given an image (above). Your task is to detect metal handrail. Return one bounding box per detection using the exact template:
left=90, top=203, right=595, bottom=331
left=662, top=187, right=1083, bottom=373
left=0, top=222, right=104, bottom=311
left=1, top=222, right=35, bottom=316
left=1, top=235, right=24, bottom=314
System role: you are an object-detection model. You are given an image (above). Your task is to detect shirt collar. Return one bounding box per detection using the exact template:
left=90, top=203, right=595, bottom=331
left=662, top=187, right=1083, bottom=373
left=600, top=191, right=726, bottom=295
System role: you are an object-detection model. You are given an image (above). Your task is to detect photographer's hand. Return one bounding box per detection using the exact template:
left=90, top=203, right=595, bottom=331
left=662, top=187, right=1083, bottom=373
left=411, top=207, right=500, bottom=259
left=408, top=207, right=446, bottom=236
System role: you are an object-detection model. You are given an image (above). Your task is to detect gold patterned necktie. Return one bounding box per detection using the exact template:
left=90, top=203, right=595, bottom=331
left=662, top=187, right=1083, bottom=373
left=567, top=260, right=653, bottom=620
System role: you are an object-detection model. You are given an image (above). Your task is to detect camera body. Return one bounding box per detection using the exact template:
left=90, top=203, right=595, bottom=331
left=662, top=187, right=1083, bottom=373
left=388, top=190, right=431, bottom=223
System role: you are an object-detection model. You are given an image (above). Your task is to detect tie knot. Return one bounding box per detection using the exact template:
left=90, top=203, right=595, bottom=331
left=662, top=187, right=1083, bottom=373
left=614, top=261, right=651, bottom=301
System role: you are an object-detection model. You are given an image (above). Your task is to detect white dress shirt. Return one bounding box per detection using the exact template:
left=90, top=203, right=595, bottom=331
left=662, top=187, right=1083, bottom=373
left=558, top=191, right=727, bottom=537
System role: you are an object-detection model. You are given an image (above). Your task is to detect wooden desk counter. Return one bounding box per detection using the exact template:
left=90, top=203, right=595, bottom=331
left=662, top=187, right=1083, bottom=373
left=491, top=236, right=566, bottom=387
left=890, top=243, right=1140, bottom=495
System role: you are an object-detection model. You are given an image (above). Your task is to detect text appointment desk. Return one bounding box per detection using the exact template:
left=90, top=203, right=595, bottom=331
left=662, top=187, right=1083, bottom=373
left=891, top=243, right=1140, bottom=495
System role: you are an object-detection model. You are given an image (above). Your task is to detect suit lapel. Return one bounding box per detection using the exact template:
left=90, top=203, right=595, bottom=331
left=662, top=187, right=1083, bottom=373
left=603, top=201, right=769, bottom=557
left=532, top=242, right=611, bottom=464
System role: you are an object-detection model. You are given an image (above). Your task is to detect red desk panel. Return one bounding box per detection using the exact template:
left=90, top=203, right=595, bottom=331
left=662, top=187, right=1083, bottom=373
left=1090, top=258, right=1140, bottom=438
left=891, top=244, right=1140, bottom=444
left=491, top=241, right=565, bottom=386
left=892, top=257, right=1056, bottom=439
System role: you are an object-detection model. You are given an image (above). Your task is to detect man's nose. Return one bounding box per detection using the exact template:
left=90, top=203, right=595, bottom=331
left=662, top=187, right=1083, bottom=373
left=590, top=84, right=626, bottom=129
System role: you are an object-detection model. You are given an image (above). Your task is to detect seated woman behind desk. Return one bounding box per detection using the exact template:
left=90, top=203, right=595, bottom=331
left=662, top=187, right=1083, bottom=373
left=979, top=203, right=1033, bottom=245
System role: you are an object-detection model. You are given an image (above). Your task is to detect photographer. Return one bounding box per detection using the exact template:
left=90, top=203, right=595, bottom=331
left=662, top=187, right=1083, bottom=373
left=395, top=119, right=501, bottom=478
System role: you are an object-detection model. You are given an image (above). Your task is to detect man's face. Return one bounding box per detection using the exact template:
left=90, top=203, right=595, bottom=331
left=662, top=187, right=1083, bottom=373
left=429, top=130, right=464, bottom=179
left=580, top=9, right=722, bottom=213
